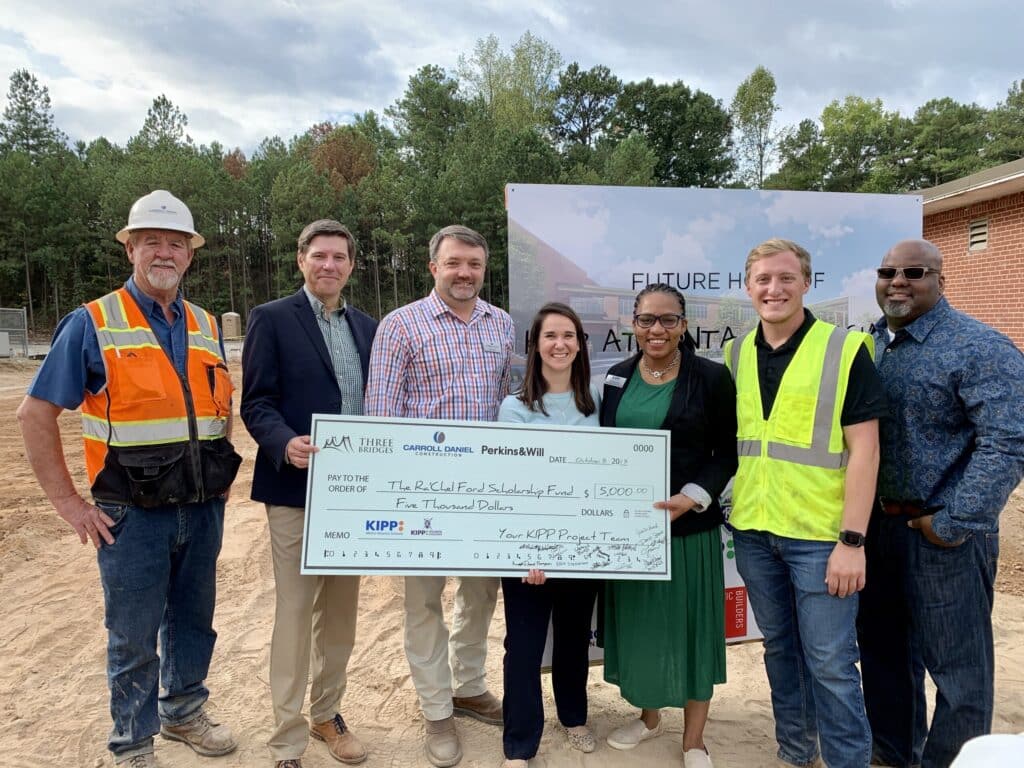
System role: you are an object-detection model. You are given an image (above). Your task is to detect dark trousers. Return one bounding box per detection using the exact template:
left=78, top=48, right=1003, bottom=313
left=501, top=576, right=598, bottom=760
left=857, top=513, right=998, bottom=768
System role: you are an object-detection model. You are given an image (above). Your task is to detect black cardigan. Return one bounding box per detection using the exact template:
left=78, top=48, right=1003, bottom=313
left=599, top=346, right=738, bottom=538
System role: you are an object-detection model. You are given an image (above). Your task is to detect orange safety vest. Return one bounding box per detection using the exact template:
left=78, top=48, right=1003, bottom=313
left=81, top=287, right=233, bottom=503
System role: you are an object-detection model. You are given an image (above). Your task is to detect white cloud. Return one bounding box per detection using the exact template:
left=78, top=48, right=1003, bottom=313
left=2, top=1, right=1021, bottom=152
left=812, top=224, right=854, bottom=240
left=841, top=267, right=881, bottom=320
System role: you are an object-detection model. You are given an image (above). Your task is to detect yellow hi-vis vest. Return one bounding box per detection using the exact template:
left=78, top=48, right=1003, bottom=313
left=81, top=287, right=232, bottom=502
left=724, top=320, right=873, bottom=541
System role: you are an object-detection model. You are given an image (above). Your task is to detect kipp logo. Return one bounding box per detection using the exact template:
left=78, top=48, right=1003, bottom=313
left=365, top=519, right=404, bottom=533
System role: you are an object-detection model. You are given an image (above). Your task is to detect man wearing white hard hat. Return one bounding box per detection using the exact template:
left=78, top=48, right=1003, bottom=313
left=17, top=190, right=242, bottom=767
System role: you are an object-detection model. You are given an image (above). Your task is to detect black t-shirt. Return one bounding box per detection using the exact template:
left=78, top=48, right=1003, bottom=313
left=753, top=310, right=887, bottom=426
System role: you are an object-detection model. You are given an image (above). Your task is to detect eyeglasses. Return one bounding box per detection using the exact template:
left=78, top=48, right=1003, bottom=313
left=876, top=266, right=940, bottom=281
left=633, top=313, right=685, bottom=329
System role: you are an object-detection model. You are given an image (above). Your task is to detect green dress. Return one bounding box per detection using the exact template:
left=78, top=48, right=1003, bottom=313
left=602, top=372, right=727, bottom=706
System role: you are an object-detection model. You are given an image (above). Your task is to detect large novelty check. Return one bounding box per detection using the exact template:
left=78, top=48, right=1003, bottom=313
left=301, top=415, right=671, bottom=579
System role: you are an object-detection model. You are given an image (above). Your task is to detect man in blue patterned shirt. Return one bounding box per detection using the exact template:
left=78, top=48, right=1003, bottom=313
left=858, top=239, right=1024, bottom=768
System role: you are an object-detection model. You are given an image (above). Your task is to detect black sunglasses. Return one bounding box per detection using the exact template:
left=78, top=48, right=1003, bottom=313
left=876, top=266, right=940, bottom=280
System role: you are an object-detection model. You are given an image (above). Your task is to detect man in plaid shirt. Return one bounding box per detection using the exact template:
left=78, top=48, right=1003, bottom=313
left=365, top=225, right=513, bottom=767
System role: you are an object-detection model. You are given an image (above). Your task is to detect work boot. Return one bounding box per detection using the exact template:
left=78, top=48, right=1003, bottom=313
left=451, top=691, right=502, bottom=725
left=424, top=716, right=462, bottom=767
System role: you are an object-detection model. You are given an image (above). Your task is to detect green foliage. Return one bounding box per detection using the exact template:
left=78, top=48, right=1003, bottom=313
left=601, top=134, right=658, bottom=186
left=130, top=95, right=192, bottom=150
left=0, top=69, right=67, bottom=157
left=611, top=78, right=735, bottom=187
left=985, top=81, right=1024, bottom=164
left=730, top=66, right=779, bottom=188
left=457, top=31, right=562, bottom=133
left=551, top=62, right=621, bottom=149
left=765, top=120, right=828, bottom=191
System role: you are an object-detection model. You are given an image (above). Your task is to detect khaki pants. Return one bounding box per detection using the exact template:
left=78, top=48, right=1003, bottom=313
left=266, top=504, right=360, bottom=761
left=404, top=575, right=499, bottom=721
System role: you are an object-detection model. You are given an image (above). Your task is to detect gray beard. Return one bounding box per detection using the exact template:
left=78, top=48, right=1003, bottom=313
left=147, top=268, right=182, bottom=291
left=883, top=300, right=912, bottom=319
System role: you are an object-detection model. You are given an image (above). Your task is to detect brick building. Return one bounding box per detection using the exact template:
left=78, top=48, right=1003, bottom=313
left=921, top=158, right=1024, bottom=349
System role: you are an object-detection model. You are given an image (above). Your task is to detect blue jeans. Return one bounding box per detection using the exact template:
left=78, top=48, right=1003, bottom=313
left=857, top=514, right=997, bottom=768
left=733, top=529, right=871, bottom=768
left=96, top=498, right=225, bottom=758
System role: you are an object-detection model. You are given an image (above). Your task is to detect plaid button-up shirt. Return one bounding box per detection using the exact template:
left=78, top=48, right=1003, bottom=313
left=365, top=290, right=514, bottom=420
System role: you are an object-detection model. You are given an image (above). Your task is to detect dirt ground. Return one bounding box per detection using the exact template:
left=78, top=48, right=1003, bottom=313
left=0, top=357, right=1021, bottom=768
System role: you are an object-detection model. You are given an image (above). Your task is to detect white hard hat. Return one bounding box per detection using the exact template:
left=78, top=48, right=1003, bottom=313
left=116, top=190, right=205, bottom=248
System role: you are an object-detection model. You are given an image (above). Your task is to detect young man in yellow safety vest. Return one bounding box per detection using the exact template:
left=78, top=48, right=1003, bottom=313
left=723, top=238, right=886, bottom=768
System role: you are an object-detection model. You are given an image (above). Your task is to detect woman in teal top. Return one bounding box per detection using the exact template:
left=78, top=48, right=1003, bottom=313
left=599, top=284, right=738, bottom=768
left=498, top=303, right=601, bottom=768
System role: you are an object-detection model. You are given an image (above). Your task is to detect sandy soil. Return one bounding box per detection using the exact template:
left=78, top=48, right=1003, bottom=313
left=0, top=358, right=1021, bottom=768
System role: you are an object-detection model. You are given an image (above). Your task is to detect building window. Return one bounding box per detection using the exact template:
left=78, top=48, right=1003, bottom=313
left=618, top=297, right=633, bottom=316
left=569, top=296, right=604, bottom=317
left=969, top=218, right=988, bottom=251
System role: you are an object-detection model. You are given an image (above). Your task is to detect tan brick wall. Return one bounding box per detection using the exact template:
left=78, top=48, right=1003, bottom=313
left=924, top=191, right=1024, bottom=349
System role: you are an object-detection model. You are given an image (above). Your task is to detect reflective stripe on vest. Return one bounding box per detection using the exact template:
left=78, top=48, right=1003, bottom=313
left=729, top=325, right=850, bottom=470
left=82, top=412, right=229, bottom=444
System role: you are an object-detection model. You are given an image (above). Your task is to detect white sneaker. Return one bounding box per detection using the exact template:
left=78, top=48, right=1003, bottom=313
left=606, top=717, right=663, bottom=750
left=684, top=746, right=714, bottom=768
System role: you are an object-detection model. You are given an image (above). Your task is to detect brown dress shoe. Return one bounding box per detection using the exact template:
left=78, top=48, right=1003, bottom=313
left=311, top=714, right=367, bottom=765
left=451, top=691, right=503, bottom=725
left=424, top=716, right=463, bottom=767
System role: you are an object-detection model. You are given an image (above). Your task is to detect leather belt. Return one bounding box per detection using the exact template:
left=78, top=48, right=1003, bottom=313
left=878, top=498, right=927, bottom=518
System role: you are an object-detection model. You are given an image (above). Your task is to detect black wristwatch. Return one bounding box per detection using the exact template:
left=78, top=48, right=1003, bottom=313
left=838, top=530, right=866, bottom=548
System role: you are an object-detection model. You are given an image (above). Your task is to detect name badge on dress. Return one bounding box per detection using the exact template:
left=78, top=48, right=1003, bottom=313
left=482, top=341, right=502, bottom=353
left=605, top=374, right=627, bottom=388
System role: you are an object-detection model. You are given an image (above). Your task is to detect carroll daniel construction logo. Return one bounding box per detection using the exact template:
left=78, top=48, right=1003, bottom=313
left=403, top=430, right=473, bottom=457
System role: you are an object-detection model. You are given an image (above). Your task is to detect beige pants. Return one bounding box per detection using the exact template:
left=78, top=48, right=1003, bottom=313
left=266, top=504, right=360, bottom=761
left=404, top=575, right=499, bottom=721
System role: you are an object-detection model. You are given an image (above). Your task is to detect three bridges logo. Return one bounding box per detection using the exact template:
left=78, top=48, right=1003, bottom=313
left=323, top=435, right=354, bottom=453
left=321, top=434, right=395, bottom=455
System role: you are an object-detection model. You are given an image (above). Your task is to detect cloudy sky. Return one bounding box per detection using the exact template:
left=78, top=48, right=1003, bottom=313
left=0, top=1, right=1019, bottom=153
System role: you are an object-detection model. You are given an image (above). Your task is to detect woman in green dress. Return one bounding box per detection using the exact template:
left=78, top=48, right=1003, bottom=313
left=599, top=283, right=738, bottom=768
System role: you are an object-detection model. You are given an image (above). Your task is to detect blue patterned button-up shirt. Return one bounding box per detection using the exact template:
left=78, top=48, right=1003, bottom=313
left=872, top=297, right=1024, bottom=543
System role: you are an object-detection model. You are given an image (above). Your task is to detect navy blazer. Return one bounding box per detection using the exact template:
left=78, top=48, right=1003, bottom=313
left=600, top=346, right=738, bottom=538
left=241, top=289, right=378, bottom=507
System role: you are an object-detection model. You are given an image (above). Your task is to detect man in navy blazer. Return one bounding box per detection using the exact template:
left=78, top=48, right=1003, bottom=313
left=241, top=219, right=377, bottom=768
